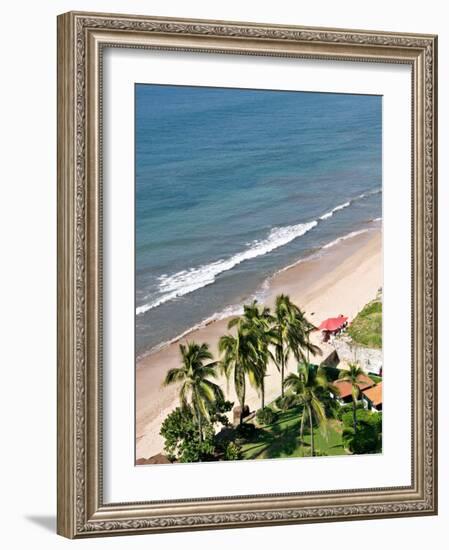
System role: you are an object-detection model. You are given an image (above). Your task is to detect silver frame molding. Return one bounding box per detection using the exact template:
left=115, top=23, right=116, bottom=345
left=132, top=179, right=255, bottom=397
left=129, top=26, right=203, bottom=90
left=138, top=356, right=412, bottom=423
left=57, top=11, right=438, bottom=538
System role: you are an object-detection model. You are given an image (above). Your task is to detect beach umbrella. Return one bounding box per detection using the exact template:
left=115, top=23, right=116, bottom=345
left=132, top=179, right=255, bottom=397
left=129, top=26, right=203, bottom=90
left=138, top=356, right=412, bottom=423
left=318, top=316, right=348, bottom=332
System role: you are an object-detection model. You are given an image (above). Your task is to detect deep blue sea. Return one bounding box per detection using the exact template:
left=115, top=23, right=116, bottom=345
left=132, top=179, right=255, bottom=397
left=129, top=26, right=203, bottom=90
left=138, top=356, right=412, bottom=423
left=135, top=84, right=382, bottom=357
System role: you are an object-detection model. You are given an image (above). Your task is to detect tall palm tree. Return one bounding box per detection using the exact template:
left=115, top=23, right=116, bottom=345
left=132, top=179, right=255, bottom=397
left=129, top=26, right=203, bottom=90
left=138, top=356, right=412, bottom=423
left=284, top=363, right=334, bottom=457
left=240, top=301, right=275, bottom=409
left=219, top=318, right=263, bottom=425
left=164, top=342, right=224, bottom=442
left=272, top=294, right=320, bottom=397
left=338, top=363, right=366, bottom=432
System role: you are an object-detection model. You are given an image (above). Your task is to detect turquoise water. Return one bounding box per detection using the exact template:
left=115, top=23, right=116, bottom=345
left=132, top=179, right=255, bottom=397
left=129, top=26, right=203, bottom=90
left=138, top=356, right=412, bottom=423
left=135, top=84, right=382, bottom=356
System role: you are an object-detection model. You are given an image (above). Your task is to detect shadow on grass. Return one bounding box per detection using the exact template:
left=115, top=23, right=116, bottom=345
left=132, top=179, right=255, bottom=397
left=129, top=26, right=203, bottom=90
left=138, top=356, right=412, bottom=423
left=242, top=408, right=304, bottom=459
left=241, top=408, right=346, bottom=460
left=243, top=427, right=301, bottom=459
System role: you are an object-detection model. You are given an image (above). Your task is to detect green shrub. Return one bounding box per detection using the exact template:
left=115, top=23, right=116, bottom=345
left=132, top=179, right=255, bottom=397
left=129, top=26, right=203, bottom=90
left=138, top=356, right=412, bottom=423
left=235, top=422, right=256, bottom=441
left=160, top=407, right=216, bottom=462
left=214, top=426, right=235, bottom=447
left=160, top=398, right=234, bottom=463
left=274, top=396, right=292, bottom=411
left=342, top=408, right=382, bottom=428
left=256, top=407, right=276, bottom=425
left=223, top=441, right=242, bottom=461
left=347, top=299, right=382, bottom=349
left=336, top=401, right=365, bottom=420
left=342, top=409, right=382, bottom=454
left=209, top=397, right=233, bottom=427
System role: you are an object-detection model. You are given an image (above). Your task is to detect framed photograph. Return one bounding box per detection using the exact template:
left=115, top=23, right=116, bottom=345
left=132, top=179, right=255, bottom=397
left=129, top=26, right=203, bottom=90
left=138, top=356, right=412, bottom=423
left=57, top=11, right=438, bottom=538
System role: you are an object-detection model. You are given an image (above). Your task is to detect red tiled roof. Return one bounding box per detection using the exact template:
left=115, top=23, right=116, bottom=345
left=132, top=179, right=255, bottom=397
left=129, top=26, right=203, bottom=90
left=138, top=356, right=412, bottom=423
left=362, top=382, right=383, bottom=406
left=333, top=374, right=374, bottom=399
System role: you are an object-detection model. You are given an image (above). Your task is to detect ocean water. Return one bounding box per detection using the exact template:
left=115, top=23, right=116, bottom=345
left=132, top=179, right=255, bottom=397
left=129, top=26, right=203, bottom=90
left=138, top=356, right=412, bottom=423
left=135, top=84, right=382, bottom=357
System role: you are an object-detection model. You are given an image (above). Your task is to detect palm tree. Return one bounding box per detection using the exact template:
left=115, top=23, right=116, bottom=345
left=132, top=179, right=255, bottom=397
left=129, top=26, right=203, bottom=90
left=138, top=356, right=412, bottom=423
left=338, top=363, right=366, bottom=431
left=240, top=301, right=275, bottom=410
left=284, top=363, right=334, bottom=457
left=164, top=342, right=224, bottom=442
left=219, top=318, right=263, bottom=425
left=272, top=294, right=320, bottom=397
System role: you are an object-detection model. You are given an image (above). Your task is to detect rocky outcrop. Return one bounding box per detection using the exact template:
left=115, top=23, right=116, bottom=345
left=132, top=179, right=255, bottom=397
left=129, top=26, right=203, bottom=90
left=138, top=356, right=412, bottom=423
left=135, top=453, right=171, bottom=465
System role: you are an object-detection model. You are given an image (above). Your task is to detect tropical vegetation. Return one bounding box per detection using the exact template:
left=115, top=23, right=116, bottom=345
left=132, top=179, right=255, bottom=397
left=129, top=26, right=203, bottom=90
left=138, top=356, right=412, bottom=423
left=158, top=294, right=383, bottom=463
left=283, top=363, right=337, bottom=457
left=218, top=301, right=274, bottom=424
left=272, top=294, right=320, bottom=396
left=163, top=342, right=224, bottom=443
left=347, top=297, right=382, bottom=349
left=342, top=408, right=382, bottom=454
left=338, top=363, right=368, bottom=431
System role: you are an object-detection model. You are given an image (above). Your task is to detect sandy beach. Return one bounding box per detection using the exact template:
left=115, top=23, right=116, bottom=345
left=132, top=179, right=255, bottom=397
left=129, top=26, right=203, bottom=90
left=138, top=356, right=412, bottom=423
left=136, top=228, right=382, bottom=461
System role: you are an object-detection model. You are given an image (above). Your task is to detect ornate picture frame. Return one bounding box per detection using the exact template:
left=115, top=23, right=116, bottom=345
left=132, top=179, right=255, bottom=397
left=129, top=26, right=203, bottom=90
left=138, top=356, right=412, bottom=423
left=57, top=11, right=437, bottom=538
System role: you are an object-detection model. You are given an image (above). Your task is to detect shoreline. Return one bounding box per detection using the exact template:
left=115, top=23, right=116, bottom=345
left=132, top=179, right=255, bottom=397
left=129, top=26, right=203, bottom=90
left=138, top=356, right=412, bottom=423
left=137, top=223, right=380, bottom=363
left=136, top=227, right=382, bottom=460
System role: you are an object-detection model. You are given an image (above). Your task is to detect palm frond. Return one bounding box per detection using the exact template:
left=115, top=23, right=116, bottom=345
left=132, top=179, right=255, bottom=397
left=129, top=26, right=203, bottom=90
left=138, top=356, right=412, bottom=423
left=227, top=317, right=240, bottom=329
left=163, top=366, right=186, bottom=386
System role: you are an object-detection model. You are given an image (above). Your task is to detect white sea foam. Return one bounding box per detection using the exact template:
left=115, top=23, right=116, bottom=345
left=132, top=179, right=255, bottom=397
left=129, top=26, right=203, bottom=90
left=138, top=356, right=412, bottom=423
left=319, top=201, right=351, bottom=220
left=136, top=188, right=382, bottom=316
left=267, top=226, right=374, bottom=279
left=358, top=187, right=382, bottom=200
left=138, top=283, right=278, bottom=357
left=136, top=220, right=318, bottom=315
left=321, top=229, right=369, bottom=250
left=318, top=187, right=381, bottom=222
left=137, top=303, right=245, bottom=359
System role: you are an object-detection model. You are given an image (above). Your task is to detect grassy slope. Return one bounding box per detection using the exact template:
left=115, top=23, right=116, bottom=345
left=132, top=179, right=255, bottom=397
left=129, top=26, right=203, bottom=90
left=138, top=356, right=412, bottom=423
left=347, top=299, right=382, bottom=349
left=240, top=406, right=346, bottom=460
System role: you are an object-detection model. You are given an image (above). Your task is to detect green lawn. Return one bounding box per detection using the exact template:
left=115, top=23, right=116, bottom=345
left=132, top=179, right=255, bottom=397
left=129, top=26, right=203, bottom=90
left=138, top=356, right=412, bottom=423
left=347, top=299, right=382, bottom=349
left=240, top=406, right=346, bottom=460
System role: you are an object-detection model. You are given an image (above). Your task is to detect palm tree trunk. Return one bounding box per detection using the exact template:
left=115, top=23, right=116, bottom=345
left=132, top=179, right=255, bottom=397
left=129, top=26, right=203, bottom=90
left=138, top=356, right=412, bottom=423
left=197, top=410, right=203, bottom=443
left=239, top=392, right=246, bottom=426
left=300, top=410, right=305, bottom=443
left=261, top=379, right=265, bottom=410
left=236, top=369, right=245, bottom=426
left=352, top=384, right=358, bottom=431
left=352, top=397, right=357, bottom=432
left=309, top=407, right=314, bottom=457
left=281, top=355, right=285, bottom=397
left=307, top=333, right=310, bottom=364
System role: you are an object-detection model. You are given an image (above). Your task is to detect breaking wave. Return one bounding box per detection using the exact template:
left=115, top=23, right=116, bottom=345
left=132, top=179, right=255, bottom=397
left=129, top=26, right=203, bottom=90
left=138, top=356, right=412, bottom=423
left=136, top=188, right=381, bottom=315
left=319, top=201, right=351, bottom=220
left=136, top=220, right=317, bottom=315
left=322, top=229, right=370, bottom=250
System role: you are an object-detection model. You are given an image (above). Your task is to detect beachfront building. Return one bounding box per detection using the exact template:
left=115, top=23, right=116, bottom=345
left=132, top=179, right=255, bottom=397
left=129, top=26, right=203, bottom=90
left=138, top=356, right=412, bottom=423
left=362, top=382, right=383, bottom=412
left=330, top=374, right=374, bottom=406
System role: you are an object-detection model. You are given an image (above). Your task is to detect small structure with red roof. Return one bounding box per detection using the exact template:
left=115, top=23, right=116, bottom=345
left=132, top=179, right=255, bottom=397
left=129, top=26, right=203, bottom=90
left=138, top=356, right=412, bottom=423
left=331, top=374, right=374, bottom=406
left=318, top=314, right=348, bottom=342
left=362, top=382, right=383, bottom=412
